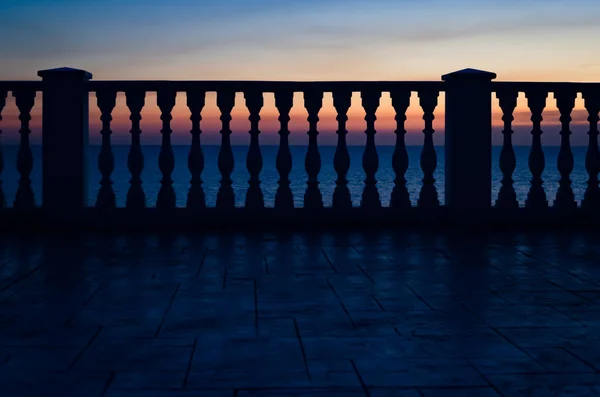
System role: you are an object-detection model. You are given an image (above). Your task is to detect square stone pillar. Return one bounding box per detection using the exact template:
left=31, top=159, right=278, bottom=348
left=442, top=68, right=496, bottom=222
left=38, top=67, right=92, bottom=218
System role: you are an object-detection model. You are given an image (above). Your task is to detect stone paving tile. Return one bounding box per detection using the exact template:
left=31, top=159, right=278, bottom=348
left=76, top=343, right=193, bottom=372
left=235, top=389, right=366, bottom=397
left=495, top=327, right=597, bottom=349
left=493, top=290, right=590, bottom=305
left=525, top=347, right=596, bottom=373
left=418, top=387, right=502, bottom=397
left=552, top=303, right=600, bottom=326
left=565, top=347, right=600, bottom=372
left=486, top=373, right=600, bottom=397
left=306, top=360, right=362, bottom=387
left=105, top=391, right=233, bottom=397
left=353, top=358, right=487, bottom=387
left=0, top=325, right=101, bottom=346
left=368, top=389, right=422, bottom=397
left=110, top=371, right=186, bottom=389
left=0, top=231, right=599, bottom=395
left=0, top=370, right=112, bottom=397
left=301, top=336, right=428, bottom=360
left=186, top=367, right=311, bottom=389
left=467, top=356, right=547, bottom=374
left=1, top=345, right=83, bottom=371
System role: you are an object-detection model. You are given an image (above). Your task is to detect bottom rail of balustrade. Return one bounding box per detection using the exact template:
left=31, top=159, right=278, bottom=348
left=0, top=207, right=599, bottom=233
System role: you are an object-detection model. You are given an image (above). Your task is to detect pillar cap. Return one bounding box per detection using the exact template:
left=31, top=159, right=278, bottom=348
left=38, top=67, right=92, bottom=80
left=442, top=68, right=496, bottom=81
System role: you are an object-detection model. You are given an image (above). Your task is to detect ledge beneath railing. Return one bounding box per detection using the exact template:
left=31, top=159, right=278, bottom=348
left=0, top=207, right=599, bottom=233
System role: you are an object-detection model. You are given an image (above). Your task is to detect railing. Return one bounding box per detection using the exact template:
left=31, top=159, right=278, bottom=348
left=0, top=67, right=599, bottom=229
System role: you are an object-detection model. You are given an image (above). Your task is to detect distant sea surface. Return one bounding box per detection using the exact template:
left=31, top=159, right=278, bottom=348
left=0, top=145, right=592, bottom=208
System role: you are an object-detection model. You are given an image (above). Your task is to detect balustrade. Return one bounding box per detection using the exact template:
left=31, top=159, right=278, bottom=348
left=303, top=90, right=324, bottom=209
left=360, top=90, right=381, bottom=208
left=186, top=90, right=206, bottom=209
left=553, top=89, right=577, bottom=210
left=0, top=70, right=598, bottom=228
left=389, top=90, right=411, bottom=209
left=524, top=89, right=548, bottom=209
left=495, top=89, right=519, bottom=210
left=125, top=90, right=146, bottom=209
left=417, top=89, right=439, bottom=210
left=582, top=90, right=600, bottom=211
left=96, top=90, right=117, bottom=209
left=156, top=89, right=177, bottom=210
left=216, top=90, right=235, bottom=209
left=332, top=90, right=353, bottom=209
left=274, top=90, right=294, bottom=209
left=244, top=90, right=264, bottom=209
left=13, top=89, right=36, bottom=210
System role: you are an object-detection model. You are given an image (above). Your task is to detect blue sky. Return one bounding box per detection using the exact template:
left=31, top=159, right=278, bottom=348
left=0, top=0, right=598, bottom=146
left=1, top=0, right=599, bottom=81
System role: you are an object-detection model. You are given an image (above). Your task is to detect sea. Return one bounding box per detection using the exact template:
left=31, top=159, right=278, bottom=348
left=0, top=145, right=592, bottom=208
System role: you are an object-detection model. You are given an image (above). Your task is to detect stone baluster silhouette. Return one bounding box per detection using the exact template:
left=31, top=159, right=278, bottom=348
left=495, top=89, right=519, bottom=209
left=13, top=89, right=36, bottom=209
left=244, top=90, right=264, bottom=209
left=216, top=90, right=236, bottom=208
left=156, top=89, right=177, bottom=210
left=417, top=89, right=439, bottom=209
left=525, top=90, right=548, bottom=209
left=389, top=90, right=412, bottom=209
left=95, top=90, right=117, bottom=209
left=303, top=90, right=324, bottom=209
left=274, top=90, right=294, bottom=209
left=332, top=90, right=353, bottom=209
left=360, top=90, right=381, bottom=208
left=186, top=90, right=206, bottom=210
left=125, top=90, right=146, bottom=209
left=582, top=90, right=600, bottom=211
left=0, top=89, right=6, bottom=209
left=553, top=89, right=577, bottom=210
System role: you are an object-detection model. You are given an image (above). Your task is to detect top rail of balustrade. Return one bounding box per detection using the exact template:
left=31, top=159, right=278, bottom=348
left=6, top=80, right=600, bottom=95
left=492, top=81, right=600, bottom=93
left=0, top=81, right=43, bottom=92
left=87, top=80, right=445, bottom=93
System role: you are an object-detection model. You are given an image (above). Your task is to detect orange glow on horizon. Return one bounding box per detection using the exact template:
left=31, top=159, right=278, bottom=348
left=0, top=91, right=595, bottom=147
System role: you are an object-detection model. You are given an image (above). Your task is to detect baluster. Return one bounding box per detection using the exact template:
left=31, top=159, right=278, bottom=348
left=95, top=90, right=117, bottom=209
left=186, top=90, right=206, bottom=209
left=360, top=90, right=381, bottom=208
left=417, top=89, right=439, bottom=209
left=303, top=90, right=323, bottom=209
left=332, top=90, right=353, bottom=209
left=216, top=90, right=235, bottom=209
left=525, top=90, right=548, bottom=209
left=553, top=89, right=577, bottom=210
left=13, top=90, right=36, bottom=209
left=495, top=89, right=519, bottom=209
left=582, top=90, right=600, bottom=211
left=244, top=90, right=264, bottom=209
left=156, top=89, right=177, bottom=210
left=274, top=90, right=294, bottom=209
left=0, top=89, right=6, bottom=209
left=389, top=90, right=411, bottom=209
left=125, top=90, right=146, bottom=209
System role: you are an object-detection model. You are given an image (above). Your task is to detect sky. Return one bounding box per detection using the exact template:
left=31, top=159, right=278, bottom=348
left=0, top=0, right=599, bottom=145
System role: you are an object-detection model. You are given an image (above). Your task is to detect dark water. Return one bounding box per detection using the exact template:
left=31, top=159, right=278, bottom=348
left=0, top=145, right=592, bottom=208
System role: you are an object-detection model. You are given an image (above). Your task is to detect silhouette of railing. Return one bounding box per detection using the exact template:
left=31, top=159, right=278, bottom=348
left=0, top=68, right=599, bottom=229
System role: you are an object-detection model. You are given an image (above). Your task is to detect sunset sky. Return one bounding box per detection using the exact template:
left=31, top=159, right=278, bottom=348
left=1, top=0, right=599, bottom=145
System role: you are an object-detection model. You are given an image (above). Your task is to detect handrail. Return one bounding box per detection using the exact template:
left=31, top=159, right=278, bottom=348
left=0, top=81, right=43, bottom=91
left=87, top=80, right=444, bottom=92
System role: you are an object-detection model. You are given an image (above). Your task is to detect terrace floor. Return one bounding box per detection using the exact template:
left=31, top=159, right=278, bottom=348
left=1, top=229, right=600, bottom=396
